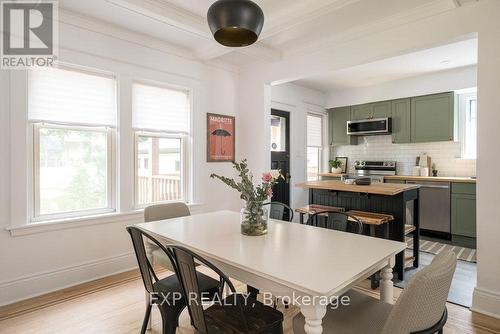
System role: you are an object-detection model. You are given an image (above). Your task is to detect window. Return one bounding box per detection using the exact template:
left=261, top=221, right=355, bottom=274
left=270, top=115, right=287, bottom=152
left=28, top=67, right=116, bottom=221
left=458, top=92, right=477, bottom=159
left=306, top=114, right=323, bottom=181
left=132, top=83, right=190, bottom=206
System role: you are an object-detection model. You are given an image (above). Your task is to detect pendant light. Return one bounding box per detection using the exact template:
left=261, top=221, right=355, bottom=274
left=207, top=0, right=264, bottom=47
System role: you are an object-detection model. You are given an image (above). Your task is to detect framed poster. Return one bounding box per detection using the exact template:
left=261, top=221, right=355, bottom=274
left=207, top=113, right=235, bottom=162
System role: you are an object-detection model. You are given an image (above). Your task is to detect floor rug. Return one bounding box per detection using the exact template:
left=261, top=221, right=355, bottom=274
left=406, top=237, right=476, bottom=263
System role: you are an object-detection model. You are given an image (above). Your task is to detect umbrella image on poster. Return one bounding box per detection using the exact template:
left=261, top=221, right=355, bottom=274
left=211, top=128, right=231, bottom=155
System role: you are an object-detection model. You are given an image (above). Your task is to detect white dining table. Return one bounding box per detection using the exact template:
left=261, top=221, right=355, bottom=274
left=136, top=210, right=406, bottom=334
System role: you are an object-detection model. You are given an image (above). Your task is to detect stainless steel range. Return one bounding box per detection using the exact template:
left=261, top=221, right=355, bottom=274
left=350, top=160, right=397, bottom=183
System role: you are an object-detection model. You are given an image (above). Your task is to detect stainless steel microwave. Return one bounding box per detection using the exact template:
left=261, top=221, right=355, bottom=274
left=347, top=118, right=392, bottom=135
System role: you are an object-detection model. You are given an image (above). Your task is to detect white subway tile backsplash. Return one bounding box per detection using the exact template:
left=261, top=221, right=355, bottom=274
left=332, top=135, right=476, bottom=177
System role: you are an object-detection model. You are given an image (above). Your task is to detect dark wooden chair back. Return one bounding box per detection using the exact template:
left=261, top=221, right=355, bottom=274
left=263, top=202, right=294, bottom=222
left=307, top=211, right=364, bottom=234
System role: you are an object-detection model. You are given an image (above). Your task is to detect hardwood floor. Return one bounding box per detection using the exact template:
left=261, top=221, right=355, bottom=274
left=1, top=268, right=499, bottom=334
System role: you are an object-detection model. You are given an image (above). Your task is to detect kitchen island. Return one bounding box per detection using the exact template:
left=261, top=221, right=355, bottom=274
left=296, top=180, right=420, bottom=281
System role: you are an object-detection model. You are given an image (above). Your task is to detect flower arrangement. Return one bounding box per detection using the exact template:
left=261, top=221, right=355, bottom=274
left=210, top=159, right=282, bottom=236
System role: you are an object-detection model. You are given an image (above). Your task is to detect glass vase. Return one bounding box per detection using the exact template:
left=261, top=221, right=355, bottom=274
left=240, top=206, right=268, bottom=236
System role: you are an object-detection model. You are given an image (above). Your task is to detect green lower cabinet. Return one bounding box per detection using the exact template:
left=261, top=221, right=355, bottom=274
left=411, top=92, right=454, bottom=143
left=451, top=192, right=476, bottom=248
left=391, top=98, right=411, bottom=143
left=329, top=107, right=356, bottom=146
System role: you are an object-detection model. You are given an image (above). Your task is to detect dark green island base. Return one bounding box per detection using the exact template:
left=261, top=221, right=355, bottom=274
left=306, top=185, right=420, bottom=281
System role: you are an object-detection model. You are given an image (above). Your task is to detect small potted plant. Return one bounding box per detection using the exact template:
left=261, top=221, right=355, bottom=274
left=329, top=159, right=343, bottom=174
left=432, top=163, right=438, bottom=177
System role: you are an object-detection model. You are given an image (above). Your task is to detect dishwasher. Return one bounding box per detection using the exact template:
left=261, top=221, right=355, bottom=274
left=407, top=181, right=451, bottom=234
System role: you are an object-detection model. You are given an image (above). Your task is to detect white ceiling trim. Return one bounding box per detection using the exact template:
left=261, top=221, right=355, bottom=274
left=284, top=0, right=461, bottom=57
left=197, top=0, right=362, bottom=61
left=58, top=9, right=239, bottom=74
left=104, top=0, right=281, bottom=62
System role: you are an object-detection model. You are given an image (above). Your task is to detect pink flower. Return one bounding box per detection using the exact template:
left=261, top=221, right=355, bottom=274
left=267, top=188, right=273, bottom=198
left=262, top=173, right=272, bottom=182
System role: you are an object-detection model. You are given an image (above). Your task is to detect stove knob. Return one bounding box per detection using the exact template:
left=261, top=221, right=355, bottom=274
left=360, top=161, right=366, bottom=166
left=354, top=161, right=360, bottom=166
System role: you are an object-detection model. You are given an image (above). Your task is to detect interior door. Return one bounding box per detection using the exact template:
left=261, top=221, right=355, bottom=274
left=270, top=109, right=290, bottom=220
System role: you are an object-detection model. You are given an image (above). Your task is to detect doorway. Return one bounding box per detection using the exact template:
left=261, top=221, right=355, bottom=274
left=270, top=109, right=290, bottom=219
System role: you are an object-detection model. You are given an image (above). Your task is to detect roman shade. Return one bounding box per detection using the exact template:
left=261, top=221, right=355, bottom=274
left=28, top=67, right=117, bottom=126
left=132, top=83, right=190, bottom=133
left=307, top=114, right=322, bottom=147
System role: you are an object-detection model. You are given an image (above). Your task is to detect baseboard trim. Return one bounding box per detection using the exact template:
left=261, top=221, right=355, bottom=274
left=471, top=286, right=500, bottom=319
left=0, top=252, right=137, bottom=306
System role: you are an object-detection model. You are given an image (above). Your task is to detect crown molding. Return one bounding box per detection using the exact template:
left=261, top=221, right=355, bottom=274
left=59, top=8, right=194, bottom=59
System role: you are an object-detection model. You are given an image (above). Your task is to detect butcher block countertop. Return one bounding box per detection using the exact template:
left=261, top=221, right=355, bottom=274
left=296, top=180, right=420, bottom=196
left=319, top=173, right=476, bottom=184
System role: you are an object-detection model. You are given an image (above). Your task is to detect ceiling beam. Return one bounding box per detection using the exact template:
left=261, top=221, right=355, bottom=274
left=104, top=0, right=281, bottom=62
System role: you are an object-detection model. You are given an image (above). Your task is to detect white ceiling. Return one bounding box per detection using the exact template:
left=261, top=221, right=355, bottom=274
left=58, top=0, right=469, bottom=66
left=294, top=38, right=478, bottom=92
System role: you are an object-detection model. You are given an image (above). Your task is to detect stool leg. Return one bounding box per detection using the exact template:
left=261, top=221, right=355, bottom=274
left=300, top=213, right=304, bottom=224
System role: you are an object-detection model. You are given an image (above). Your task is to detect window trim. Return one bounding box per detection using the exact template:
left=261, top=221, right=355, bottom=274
left=458, top=91, right=477, bottom=160
left=30, top=122, right=116, bottom=222
left=134, top=131, right=189, bottom=209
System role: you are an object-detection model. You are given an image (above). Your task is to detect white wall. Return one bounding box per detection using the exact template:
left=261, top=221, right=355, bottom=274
left=325, top=65, right=477, bottom=107
left=270, top=83, right=326, bottom=217
left=236, top=0, right=500, bottom=319
left=0, top=18, right=240, bottom=306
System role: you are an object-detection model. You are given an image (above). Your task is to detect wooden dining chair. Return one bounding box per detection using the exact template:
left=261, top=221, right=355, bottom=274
left=127, top=226, right=220, bottom=334
left=307, top=210, right=364, bottom=234
left=293, top=250, right=457, bottom=334
left=144, top=202, right=191, bottom=271
left=167, top=244, right=284, bottom=334
left=263, top=202, right=294, bottom=222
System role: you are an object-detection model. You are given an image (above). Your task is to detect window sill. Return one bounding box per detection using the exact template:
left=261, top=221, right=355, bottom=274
left=6, top=203, right=204, bottom=237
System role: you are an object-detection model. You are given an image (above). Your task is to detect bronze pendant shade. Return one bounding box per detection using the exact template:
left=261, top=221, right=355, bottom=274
left=207, top=0, right=264, bottom=47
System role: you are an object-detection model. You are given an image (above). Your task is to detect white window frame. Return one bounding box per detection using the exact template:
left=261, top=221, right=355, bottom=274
left=458, top=91, right=477, bottom=160
left=30, top=122, right=116, bottom=222
left=306, top=112, right=324, bottom=181
left=134, top=131, right=189, bottom=208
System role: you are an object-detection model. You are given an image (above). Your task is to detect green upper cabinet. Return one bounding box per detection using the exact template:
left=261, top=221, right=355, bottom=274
left=351, top=104, right=372, bottom=120
left=329, top=106, right=356, bottom=146
left=391, top=98, right=411, bottom=143
left=351, top=101, right=391, bottom=121
left=371, top=101, right=392, bottom=119
left=411, top=92, right=454, bottom=143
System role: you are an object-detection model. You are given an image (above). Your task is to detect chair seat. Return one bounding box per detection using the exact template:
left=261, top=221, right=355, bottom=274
left=293, top=290, right=393, bottom=334
left=205, top=294, right=283, bottom=333
left=153, top=272, right=220, bottom=301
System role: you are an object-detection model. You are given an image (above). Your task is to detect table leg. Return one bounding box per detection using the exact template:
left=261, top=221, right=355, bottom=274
left=300, top=304, right=327, bottom=334
left=380, top=261, right=394, bottom=304
left=300, top=213, right=305, bottom=224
